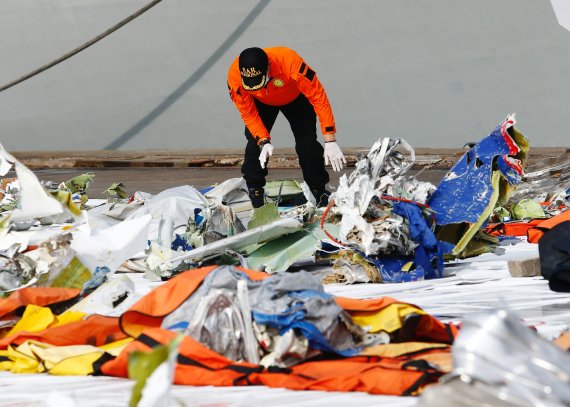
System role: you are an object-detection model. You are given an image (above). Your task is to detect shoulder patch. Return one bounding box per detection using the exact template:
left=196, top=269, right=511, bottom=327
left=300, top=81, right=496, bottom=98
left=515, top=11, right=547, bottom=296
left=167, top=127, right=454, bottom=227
left=305, top=68, right=316, bottom=81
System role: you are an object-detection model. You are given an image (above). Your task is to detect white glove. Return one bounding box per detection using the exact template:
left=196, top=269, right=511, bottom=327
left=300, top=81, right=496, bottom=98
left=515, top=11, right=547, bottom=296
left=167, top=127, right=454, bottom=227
left=324, top=141, right=346, bottom=172
left=259, top=142, right=274, bottom=169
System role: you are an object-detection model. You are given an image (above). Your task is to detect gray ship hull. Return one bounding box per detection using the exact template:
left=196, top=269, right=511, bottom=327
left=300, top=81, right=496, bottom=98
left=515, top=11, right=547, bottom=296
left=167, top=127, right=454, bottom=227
left=1, top=0, right=569, bottom=150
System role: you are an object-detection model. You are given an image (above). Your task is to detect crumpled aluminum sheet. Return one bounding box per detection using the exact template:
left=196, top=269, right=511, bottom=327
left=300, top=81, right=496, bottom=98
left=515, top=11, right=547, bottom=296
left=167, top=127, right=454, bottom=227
left=389, top=176, right=436, bottom=205
left=367, top=199, right=420, bottom=255
left=186, top=282, right=259, bottom=363
left=0, top=234, right=74, bottom=293
left=419, top=305, right=570, bottom=407
left=344, top=213, right=417, bottom=256
left=0, top=244, right=40, bottom=292
left=336, top=138, right=415, bottom=216
left=184, top=286, right=254, bottom=363
left=333, top=138, right=416, bottom=255
left=204, top=177, right=253, bottom=230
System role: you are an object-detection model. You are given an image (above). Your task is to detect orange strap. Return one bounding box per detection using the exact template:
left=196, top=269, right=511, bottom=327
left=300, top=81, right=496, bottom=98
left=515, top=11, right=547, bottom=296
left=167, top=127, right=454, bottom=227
left=102, top=327, right=444, bottom=396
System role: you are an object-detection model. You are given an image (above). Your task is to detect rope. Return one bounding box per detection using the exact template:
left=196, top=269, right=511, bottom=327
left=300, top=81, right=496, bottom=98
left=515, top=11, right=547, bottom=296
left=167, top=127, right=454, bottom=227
left=320, top=199, right=344, bottom=246
left=0, top=0, right=164, bottom=93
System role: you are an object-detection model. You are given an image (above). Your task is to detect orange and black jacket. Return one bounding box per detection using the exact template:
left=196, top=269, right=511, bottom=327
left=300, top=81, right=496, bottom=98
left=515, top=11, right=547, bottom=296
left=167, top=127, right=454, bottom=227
left=227, top=47, right=336, bottom=144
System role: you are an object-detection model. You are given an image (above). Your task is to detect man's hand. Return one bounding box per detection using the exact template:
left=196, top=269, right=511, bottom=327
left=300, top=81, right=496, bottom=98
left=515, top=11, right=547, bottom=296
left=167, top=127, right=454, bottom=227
left=324, top=141, right=346, bottom=172
left=259, top=141, right=274, bottom=169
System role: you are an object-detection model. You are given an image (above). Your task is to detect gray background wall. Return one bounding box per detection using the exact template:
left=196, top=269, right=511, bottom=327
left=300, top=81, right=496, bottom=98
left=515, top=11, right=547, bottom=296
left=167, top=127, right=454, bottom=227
left=0, top=0, right=569, bottom=151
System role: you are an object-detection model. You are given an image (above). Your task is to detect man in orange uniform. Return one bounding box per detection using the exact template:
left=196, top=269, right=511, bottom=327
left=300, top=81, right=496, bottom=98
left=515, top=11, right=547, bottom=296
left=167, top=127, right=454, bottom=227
left=227, top=47, right=346, bottom=208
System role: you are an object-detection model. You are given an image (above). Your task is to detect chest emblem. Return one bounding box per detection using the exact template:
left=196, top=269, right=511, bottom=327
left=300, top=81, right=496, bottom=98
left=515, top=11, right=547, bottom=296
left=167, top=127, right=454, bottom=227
left=272, top=78, right=284, bottom=88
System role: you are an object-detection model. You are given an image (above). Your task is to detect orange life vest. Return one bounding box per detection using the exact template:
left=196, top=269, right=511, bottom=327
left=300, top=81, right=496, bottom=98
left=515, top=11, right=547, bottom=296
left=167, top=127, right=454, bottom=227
left=103, top=266, right=458, bottom=396
left=527, top=210, right=570, bottom=243
left=227, top=47, right=336, bottom=144
left=0, top=287, right=80, bottom=320
left=485, top=219, right=546, bottom=237
left=0, top=315, right=124, bottom=350
left=102, top=327, right=446, bottom=396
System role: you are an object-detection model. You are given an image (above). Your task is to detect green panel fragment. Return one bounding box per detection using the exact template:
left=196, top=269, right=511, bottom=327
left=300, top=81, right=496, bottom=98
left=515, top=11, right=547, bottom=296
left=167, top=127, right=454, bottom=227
left=65, top=173, right=95, bottom=194
left=247, top=222, right=339, bottom=273
left=128, top=334, right=182, bottom=407
left=492, top=206, right=511, bottom=222
left=511, top=198, right=546, bottom=220
left=264, top=179, right=303, bottom=198
left=247, top=202, right=280, bottom=230
left=129, top=346, right=168, bottom=407
left=103, top=182, right=128, bottom=200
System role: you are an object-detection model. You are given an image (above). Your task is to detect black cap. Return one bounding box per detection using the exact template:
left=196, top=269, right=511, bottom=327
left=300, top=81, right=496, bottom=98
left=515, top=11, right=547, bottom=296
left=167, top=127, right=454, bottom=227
left=239, top=47, right=268, bottom=91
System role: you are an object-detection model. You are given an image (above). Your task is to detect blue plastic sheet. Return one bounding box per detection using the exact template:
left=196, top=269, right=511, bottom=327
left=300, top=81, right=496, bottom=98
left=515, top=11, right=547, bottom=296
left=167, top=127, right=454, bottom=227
left=358, top=201, right=444, bottom=282
left=251, top=285, right=361, bottom=357
left=393, top=202, right=443, bottom=279
left=363, top=255, right=425, bottom=283
left=252, top=289, right=360, bottom=357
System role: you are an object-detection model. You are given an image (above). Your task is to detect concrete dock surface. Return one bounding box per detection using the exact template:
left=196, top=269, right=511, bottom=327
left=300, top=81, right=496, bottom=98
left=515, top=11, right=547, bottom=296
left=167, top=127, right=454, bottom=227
left=12, top=147, right=569, bottom=170
left=9, top=147, right=569, bottom=195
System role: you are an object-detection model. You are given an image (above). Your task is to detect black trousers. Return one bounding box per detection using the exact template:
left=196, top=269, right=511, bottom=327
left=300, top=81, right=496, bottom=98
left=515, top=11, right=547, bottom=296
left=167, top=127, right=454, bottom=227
left=241, top=94, right=329, bottom=191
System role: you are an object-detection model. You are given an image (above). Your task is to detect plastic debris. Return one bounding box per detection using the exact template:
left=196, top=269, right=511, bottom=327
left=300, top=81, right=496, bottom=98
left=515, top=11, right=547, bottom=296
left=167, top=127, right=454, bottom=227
left=328, top=137, right=442, bottom=282
left=420, top=305, right=570, bottom=406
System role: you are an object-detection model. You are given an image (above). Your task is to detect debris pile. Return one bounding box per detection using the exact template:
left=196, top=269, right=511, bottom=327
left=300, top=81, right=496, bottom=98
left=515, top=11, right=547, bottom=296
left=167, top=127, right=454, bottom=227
left=1, top=115, right=545, bottom=290
left=1, top=114, right=570, bottom=402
